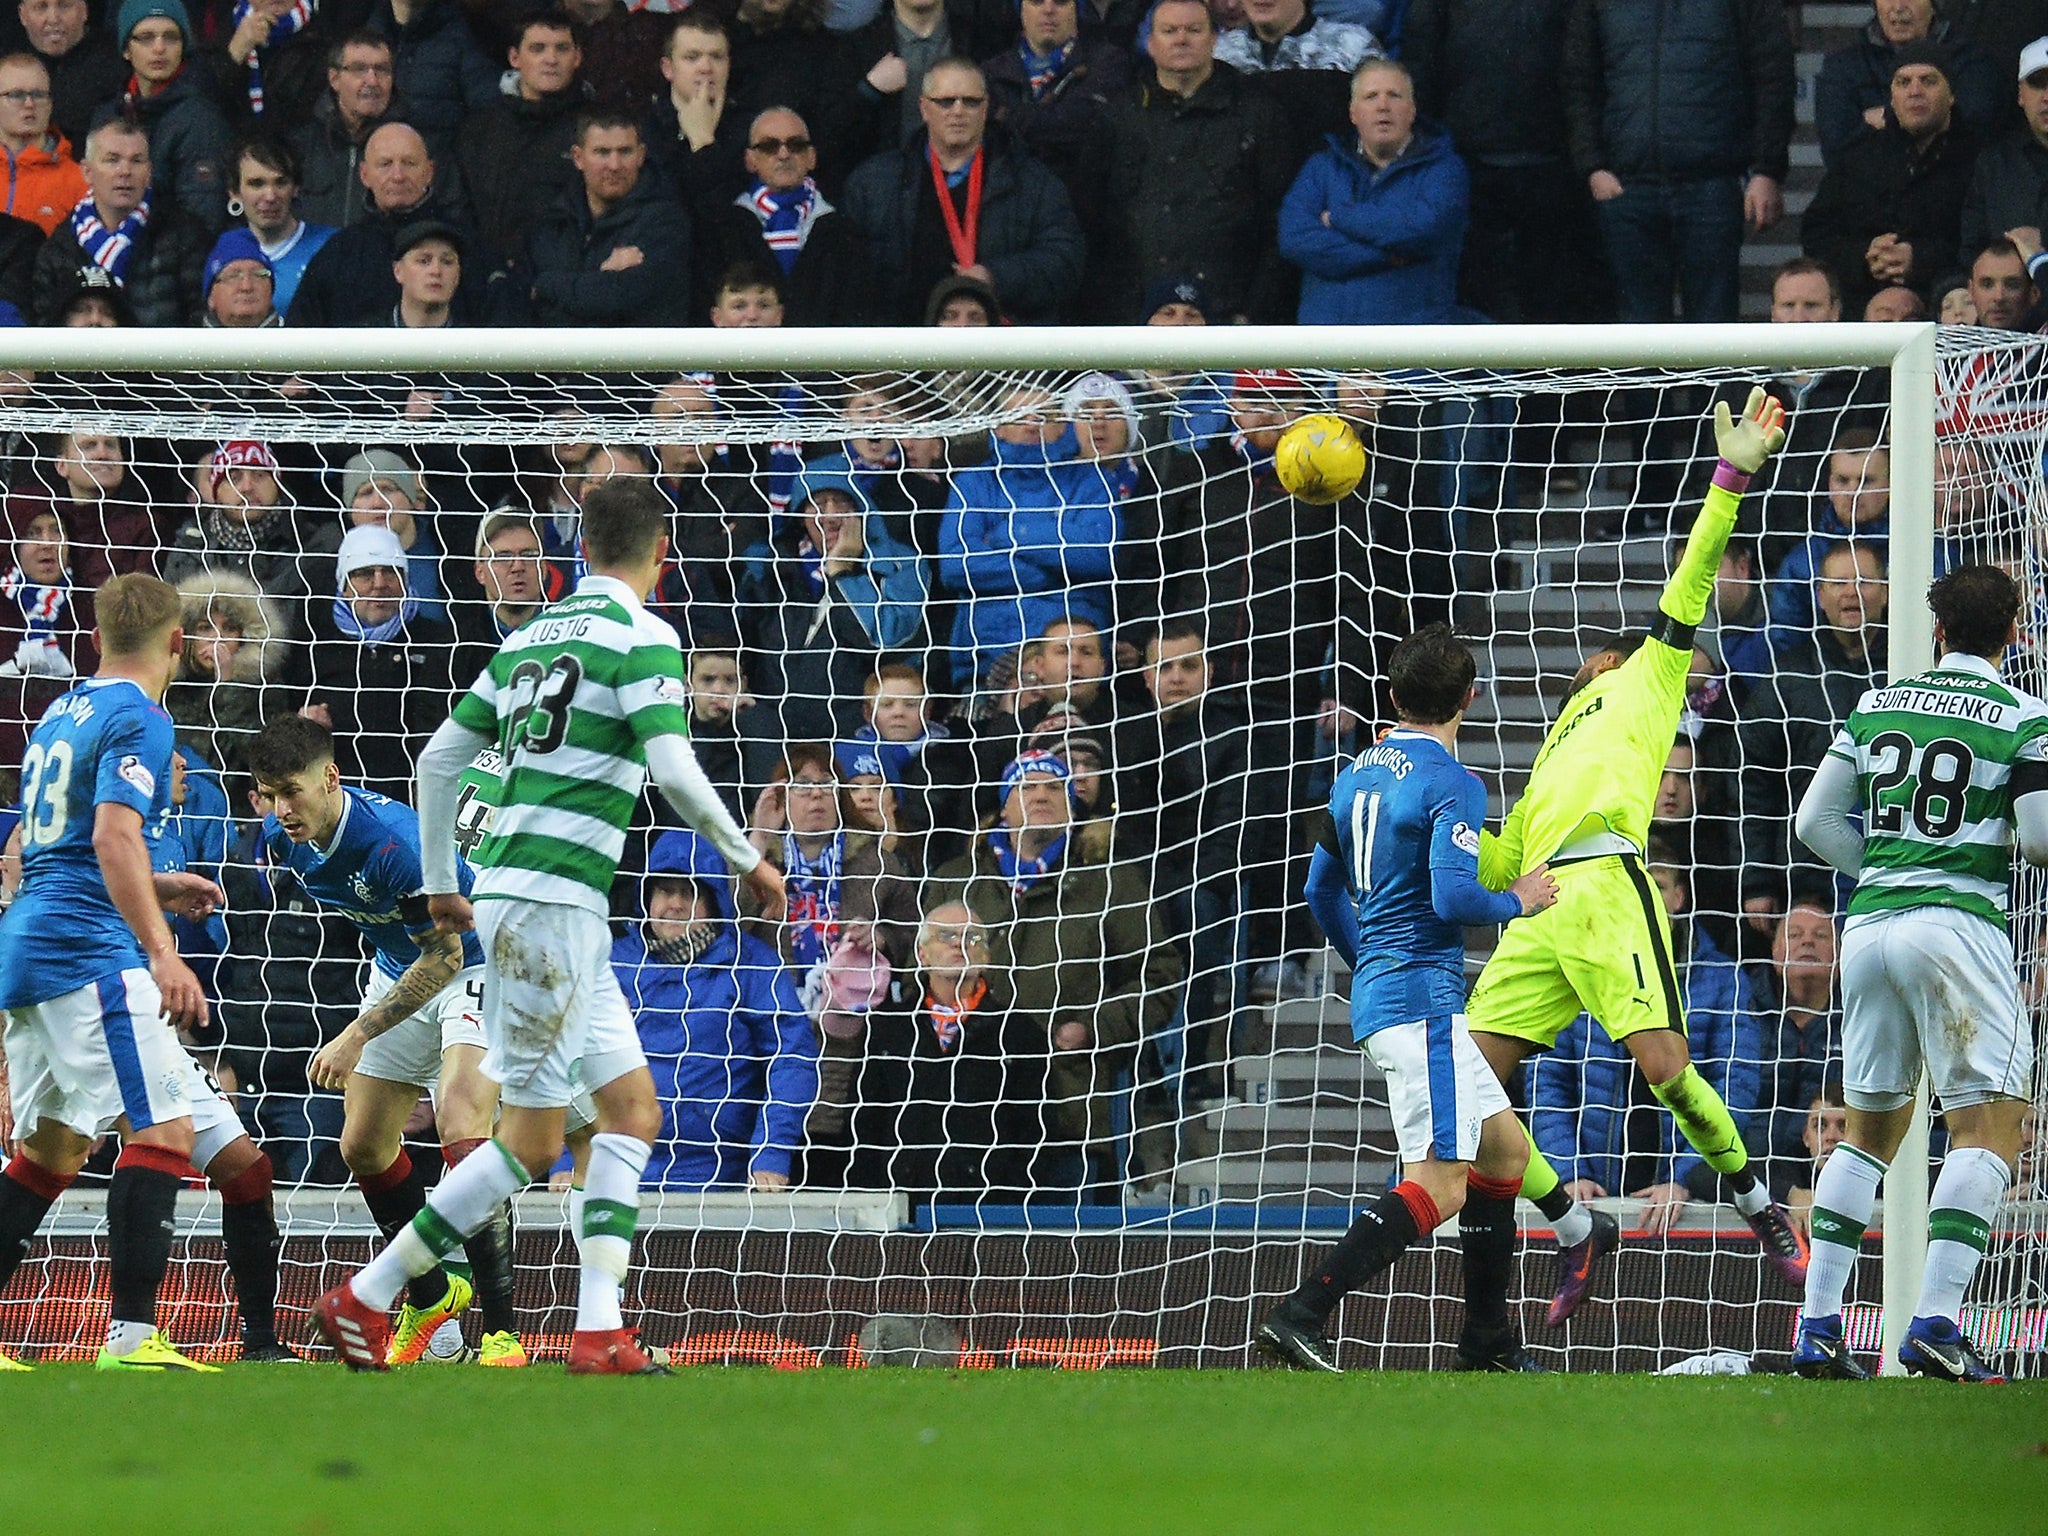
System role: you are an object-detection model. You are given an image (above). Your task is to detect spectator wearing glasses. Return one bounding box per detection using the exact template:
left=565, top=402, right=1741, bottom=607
left=201, top=227, right=281, bottom=327
left=222, top=137, right=331, bottom=314
left=95, top=0, right=234, bottom=232
left=291, top=31, right=399, bottom=229
left=304, top=521, right=457, bottom=802
left=450, top=507, right=551, bottom=689
left=841, top=56, right=1084, bottom=324
left=0, top=52, right=84, bottom=234
left=523, top=110, right=691, bottom=328
left=711, top=107, right=872, bottom=325
left=18, top=0, right=127, bottom=161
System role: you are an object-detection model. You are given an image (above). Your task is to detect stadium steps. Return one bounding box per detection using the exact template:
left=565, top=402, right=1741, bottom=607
left=1173, top=1154, right=1397, bottom=1207
left=1208, top=1103, right=1396, bottom=1158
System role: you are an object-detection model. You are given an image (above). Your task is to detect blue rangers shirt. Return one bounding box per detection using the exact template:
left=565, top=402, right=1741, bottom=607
left=0, top=677, right=176, bottom=1009
left=1305, top=728, right=1521, bottom=1040
left=262, top=786, right=484, bottom=981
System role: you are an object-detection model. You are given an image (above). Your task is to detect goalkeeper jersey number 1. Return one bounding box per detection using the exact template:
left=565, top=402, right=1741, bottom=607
left=1829, top=651, right=2048, bottom=931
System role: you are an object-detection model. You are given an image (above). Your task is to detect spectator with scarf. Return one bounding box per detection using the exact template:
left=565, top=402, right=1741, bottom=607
left=303, top=522, right=456, bottom=802
left=929, top=749, right=1183, bottom=1193
left=610, top=828, right=818, bottom=1191
left=745, top=741, right=921, bottom=970
left=709, top=106, right=873, bottom=325
left=844, top=898, right=1050, bottom=1204
left=841, top=55, right=1083, bottom=323
left=934, top=382, right=1119, bottom=692
left=983, top=0, right=1129, bottom=318
left=851, top=659, right=977, bottom=866
left=162, top=439, right=339, bottom=639
left=223, top=0, right=324, bottom=127
left=0, top=504, right=94, bottom=767
left=32, top=116, right=204, bottom=324
left=737, top=466, right=928, bottom=745
left=93, top=0, right=233, bottom=231
left=337, top=448, right=447, bottom=621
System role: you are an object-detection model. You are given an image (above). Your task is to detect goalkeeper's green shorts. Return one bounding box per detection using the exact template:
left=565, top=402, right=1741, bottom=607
left=1465, top=853, right=1688, bottom=1051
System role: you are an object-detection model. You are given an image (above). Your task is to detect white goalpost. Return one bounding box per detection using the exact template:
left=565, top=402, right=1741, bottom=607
left=4, top=319, right=2033, bottom=1374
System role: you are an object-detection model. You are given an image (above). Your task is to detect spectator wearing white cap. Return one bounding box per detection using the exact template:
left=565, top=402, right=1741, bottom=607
left=304, top=520, right=456, bottom=802
left=338, top=448, right=446, bottom=621
left=1960, top=35, right=2048, bottom=256
left=161, top=438, right=339, bottom=640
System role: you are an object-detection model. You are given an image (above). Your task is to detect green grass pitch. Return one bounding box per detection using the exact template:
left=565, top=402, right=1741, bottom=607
left=9, top=1367, right=2047, bottom=1534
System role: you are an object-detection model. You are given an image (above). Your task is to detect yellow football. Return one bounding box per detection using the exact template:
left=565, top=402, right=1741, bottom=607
left=1274, top=413, right=1367, bottom=504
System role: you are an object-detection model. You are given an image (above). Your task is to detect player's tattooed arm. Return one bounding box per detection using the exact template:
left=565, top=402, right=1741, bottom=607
left=308, top=928, right=466, bottom=1090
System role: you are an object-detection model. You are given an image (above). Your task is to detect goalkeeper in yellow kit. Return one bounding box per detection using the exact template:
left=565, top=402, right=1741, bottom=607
left=1468, top=387, right=1810, bottom=1324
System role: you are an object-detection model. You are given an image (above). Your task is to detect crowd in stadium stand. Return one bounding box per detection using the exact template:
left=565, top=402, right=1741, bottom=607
left=0, top=0, right=2046, bottom=1208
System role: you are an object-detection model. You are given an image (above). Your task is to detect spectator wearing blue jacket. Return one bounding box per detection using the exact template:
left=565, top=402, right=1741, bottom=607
left=1529, top=856, right=1766, bottom=1234
left=935, top=387, right=1119, bottom=691
left=611, top=829, right=819, bottom=1191
left=737, top=467, right=928, bottom=745
left=1766, top=426, right=1888, bottom=644
left=1277, top=58, right=1471, bottom=326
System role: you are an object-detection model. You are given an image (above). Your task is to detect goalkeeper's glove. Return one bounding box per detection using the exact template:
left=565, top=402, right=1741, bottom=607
left=1712, top=385, right=1788, bottom=475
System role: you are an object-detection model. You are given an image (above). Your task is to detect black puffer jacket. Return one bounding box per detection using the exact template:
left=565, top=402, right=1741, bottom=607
left=1403, top=0, right=1573, bottom=162
left=1561, top=0, right=1794, bottom=182
left=1105, top=62, right=1299, bottom=323
left=91, top=70, right=235, bottom=233
left=1801, top=120, right=1979, bottom=315
left=1813, top=17, right=2001, bottom=168
left=524, top=173, right=694, bottom=327
left=285, top=183, right=484, bottom=325
left=31, top=200, right=206, bottom=326
left=305, top=603, right=457, bottom=803
left=840, top=127, right=1083, bottom=324
left=984, top=38, right=1129, bottom=313
left=35, top=31, right=128, bottom=157
left=367, top=0, right=500, bottom=152
left=456, top=85, right=591, bottom=269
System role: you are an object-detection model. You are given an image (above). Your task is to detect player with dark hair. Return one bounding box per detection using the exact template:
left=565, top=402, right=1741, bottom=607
left=0, top=574, right=225, bottom=1370
left=1257, top=623, right=1558, bottom=1373
left=314, top=477, right=783, bottom=1374
left=1792, top=563, right=2047, bottom=1381
left=1466, top=388, right=1806, bottom=1323
left=248, top=713, right=526, bottom=1368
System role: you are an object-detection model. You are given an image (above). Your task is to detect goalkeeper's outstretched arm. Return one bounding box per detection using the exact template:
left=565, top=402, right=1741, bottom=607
left=1655, top=387, right=1789, bottom=645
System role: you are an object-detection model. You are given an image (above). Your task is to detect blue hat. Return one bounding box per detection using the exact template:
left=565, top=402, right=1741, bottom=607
left=834, top=741, right=900, bottom=784
left=1141, top=273, right=1209, bottom=321
left=116, top=0, right=192, bottom=47
left=203, top=228, right=272, bottom=297
left=1000, top=749, right=1075, bottom=801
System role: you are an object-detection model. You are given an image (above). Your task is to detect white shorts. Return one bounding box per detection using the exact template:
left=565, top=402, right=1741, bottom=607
left=353, top=964, right=490, bottom=1089
left=182, top=1053, right=251, bottom=1172
left=1363, top=1014, right=1512, bottom=1164
left=2, top=969, right=190, bottom=1138
left=474, top=899, right=645, bottom=1112
left=1840, top=907, right=2035, bottom=1112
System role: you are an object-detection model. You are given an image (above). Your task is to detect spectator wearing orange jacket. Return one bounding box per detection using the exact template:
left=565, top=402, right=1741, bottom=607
left=0, top=52, right=84, bottom=234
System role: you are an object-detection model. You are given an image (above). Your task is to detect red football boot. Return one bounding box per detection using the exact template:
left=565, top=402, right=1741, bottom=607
left=566, top=1329, right=672, bottom=1375
left=312, top=1283, right=392, bottom=1371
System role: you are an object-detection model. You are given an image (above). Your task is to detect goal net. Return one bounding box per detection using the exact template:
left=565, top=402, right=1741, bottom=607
left=0, top=323, right=2038, bottom=1374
